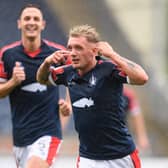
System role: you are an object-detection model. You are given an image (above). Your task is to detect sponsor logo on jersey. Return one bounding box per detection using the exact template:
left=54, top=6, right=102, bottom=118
left=73, top=97, right=94, bottom=108
left=21, top=82, right=47, bottom=92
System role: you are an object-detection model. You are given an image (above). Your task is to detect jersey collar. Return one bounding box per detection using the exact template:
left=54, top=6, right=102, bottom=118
left=22, top=40, right=45, bottom=58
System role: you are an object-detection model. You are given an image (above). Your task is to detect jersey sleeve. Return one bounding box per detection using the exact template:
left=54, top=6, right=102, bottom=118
left=111, top=64, right=128, bottom=84
left=49, top=65, right=69, bottom=86
left=0, top=46, right=9, bottom=82
left=0, top=61, right=7, bottom=82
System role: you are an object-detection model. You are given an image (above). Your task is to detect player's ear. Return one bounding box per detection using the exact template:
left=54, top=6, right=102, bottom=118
left=92, top=46, right=99, bottom=55
left=41, top=20, right=46, bottom=30
left=17, top=19, right=21, bottom=29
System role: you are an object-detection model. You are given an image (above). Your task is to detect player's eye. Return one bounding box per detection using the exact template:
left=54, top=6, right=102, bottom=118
left=34, top=17, right=40, bottom=21
left=24, top=16, right=31, bottom=21
left=75, top=45, right=83, bottom=51
left=67, top=46, right=72, bottom=51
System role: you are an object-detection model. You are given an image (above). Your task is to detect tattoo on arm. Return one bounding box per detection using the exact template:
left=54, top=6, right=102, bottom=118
left=37, top=65, right=50, bottom=83
left=40, top=76, right=48, bottom=83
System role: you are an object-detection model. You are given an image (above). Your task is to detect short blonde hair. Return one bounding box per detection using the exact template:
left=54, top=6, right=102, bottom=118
left=69, top=25, right=100, bottom=43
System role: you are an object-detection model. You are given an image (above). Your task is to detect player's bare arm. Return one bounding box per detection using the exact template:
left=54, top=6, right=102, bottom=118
left=59, top=88, right=72, bottom=117
left=36, top=50, right=69, bottom=84
left=0, top=61, right=25, bottom=98
left=97, top=41, right=149, bottom=85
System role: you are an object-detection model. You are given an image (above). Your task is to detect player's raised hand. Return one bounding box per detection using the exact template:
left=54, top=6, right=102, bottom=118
left=45, top=50, right=70, bottom=65
left=12, top=61, right=25, bottom=85
left=96, top=41, right=115, bottom=58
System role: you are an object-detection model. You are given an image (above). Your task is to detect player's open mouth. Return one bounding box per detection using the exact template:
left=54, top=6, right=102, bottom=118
left=26, top=25, right=38, bottom=32
left=72, top=59, right=79, bottom=63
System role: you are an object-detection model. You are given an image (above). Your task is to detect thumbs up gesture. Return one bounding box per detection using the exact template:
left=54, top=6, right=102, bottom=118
left=12, top=61, right=25, bottom=85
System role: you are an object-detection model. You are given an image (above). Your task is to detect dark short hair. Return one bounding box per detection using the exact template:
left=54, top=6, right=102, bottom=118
left=19, top=3, right=43, bottom=18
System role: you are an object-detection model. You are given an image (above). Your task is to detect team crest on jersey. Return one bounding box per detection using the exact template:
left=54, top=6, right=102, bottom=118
left=89, top=74, right=97, bottom=87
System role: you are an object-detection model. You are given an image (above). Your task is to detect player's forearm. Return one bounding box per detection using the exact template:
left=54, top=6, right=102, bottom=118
left=37, top=51, right=66, bottom=84
left=109, top=52, right=148, bottom=85
left=133, top=114, right=147, bottom=136
left=36, top=60, right=51, bottom=84
left=97, top=42, right=148, bottom=85
left=132, top=114, right=149, bottom=150
left=0, top=79, right=18, bottom=98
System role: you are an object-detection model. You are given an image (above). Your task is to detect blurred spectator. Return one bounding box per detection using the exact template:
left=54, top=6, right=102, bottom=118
left=123, top=85, right=150, bottom=154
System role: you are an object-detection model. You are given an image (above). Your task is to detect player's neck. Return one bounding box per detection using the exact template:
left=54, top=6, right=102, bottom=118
left=78, top=59, right=97, bottom=76
left=22, top=37, right=41, bottom=52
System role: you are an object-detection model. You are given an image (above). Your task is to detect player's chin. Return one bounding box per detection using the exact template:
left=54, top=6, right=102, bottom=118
left=26, top=32, right=38, bottom=39
left=72, top=63, right=80, bottom=69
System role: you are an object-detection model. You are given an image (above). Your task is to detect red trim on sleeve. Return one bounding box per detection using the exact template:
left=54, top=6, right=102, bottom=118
left=119, top=71, right=127, bottom=77
left=46, top=137, right=61, bottom=165
left=0, top=61, right=7, bottom=79
left=50, top=67, right=65, bottom=82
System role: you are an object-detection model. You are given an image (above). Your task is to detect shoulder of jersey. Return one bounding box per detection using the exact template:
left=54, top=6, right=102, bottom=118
left=97, top=59, right=115, bottom=68
left=43, top=39, right=66, bottom=50
left=0, top=41, right=21, bottom=58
